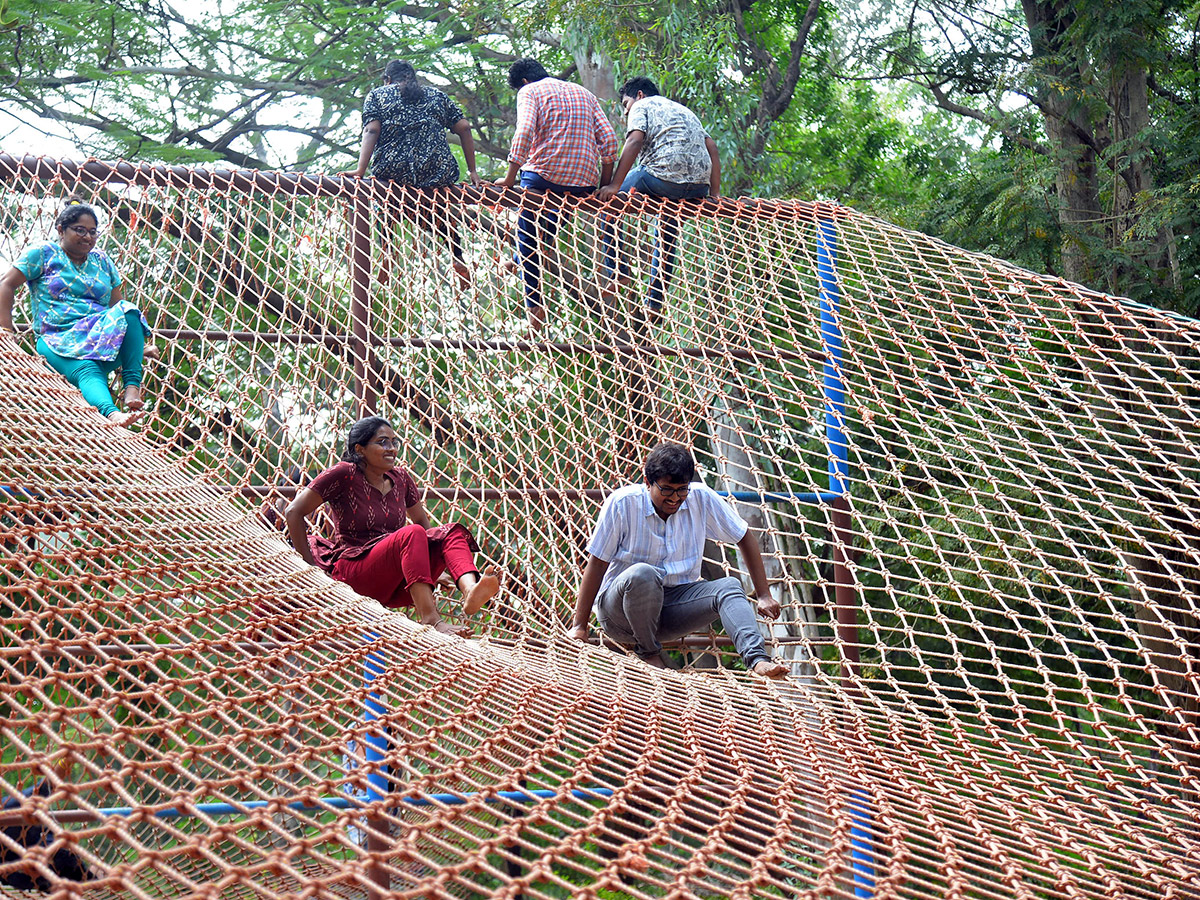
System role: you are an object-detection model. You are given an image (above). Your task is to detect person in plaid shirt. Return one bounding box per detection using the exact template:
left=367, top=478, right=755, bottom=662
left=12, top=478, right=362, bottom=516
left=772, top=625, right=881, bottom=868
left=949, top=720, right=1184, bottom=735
left=496, top=58, right=618, bottom=332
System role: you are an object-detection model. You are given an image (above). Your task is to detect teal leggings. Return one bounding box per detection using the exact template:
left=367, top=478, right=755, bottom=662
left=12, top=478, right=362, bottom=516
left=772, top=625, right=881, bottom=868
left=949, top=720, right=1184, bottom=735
left=36, top=311, right=145, bottom=418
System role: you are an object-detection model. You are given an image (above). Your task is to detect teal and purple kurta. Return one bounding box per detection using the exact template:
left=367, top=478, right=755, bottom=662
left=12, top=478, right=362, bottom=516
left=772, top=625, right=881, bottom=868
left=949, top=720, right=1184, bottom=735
left=14, top=242, right=149, bottom=360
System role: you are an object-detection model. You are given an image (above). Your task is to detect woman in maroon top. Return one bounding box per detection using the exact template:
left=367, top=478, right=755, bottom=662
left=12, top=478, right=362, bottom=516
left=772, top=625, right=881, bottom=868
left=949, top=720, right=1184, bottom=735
left=284, top=416, right=498, bottom=635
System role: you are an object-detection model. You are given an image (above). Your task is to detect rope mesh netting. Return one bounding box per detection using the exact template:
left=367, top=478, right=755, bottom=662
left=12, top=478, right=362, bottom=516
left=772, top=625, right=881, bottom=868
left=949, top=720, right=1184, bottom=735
left=1, top=154, right=1197, bottom=898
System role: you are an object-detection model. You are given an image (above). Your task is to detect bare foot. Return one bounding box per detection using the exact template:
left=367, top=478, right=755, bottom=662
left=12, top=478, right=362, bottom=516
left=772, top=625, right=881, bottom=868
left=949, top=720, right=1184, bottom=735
left=123, top=384, right=144, bottom=411
left=143, top=344, right=161, bottom=361
left=752, top=659, right=789, bottom=679
left=433, top=620, right=471, bottom=637
left=601, top=273, right=632, bottom=310
left=500, top=255, right=518, bottom=276
left=452, top=259, right=472, bottom=290
left=527, top=305, right=547, bottom=334
left=597, top=284, right=618, bottom=316
left=106, top=409, right=141, bottom=427
left=462, top=567, right=499, bottom=615
left=640, top=653, right=673, bottom=670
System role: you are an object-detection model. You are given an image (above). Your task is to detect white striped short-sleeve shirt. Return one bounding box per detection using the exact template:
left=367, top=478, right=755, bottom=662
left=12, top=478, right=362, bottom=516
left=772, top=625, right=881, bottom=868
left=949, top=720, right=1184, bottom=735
left=587, top=483, right=748, bottom=595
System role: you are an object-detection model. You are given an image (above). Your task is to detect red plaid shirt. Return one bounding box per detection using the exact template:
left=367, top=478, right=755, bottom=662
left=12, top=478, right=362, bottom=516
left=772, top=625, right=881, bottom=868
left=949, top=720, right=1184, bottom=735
left=509, top=78, right=618, bottom=188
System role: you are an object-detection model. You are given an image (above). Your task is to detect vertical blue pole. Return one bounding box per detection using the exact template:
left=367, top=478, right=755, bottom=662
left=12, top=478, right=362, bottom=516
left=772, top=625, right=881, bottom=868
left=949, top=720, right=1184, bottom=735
left=363, top=632, right=389, bottom=803
left=850, top=788, right=875, bottom=897
left=362, top=632, right=390, bottom=899
left=818, top=214, right=873, bottom=897
left=817, top=216, right=857, bottom=680
left=817, top=217, right=848, bottom=496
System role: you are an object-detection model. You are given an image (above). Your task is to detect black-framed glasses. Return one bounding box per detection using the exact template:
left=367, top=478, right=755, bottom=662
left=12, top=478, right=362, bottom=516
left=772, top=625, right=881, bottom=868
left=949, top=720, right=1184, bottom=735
left=652, top=482, right=690, bottom=499
left=66, top=225, right=99, bottom=237
left=370, top=438, right=399, bottom=450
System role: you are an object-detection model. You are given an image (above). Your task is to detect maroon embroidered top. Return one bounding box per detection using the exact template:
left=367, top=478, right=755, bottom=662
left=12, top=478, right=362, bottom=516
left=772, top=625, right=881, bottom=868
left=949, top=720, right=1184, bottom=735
left=306, top=461, right=474, bottom=572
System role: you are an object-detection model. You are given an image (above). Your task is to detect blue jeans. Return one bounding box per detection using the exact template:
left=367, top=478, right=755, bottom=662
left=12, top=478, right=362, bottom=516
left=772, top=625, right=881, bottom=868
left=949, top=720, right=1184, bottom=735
left=516, top=171, right=594, bottom=309
left=602, top=166, right=709, bottom=310
left=36, top=310, right=145, bottom=417
left=596, top=563, right=770, bottom=667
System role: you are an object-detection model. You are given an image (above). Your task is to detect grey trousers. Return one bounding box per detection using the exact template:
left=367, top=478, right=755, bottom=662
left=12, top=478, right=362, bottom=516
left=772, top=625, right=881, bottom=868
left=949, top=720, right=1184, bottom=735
left=595, top=563, right=770, bottom=667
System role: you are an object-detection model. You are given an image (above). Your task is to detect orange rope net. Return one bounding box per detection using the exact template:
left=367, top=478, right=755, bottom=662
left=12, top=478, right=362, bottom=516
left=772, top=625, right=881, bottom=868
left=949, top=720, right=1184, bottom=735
left=0, top=154, right=1197, bottom=899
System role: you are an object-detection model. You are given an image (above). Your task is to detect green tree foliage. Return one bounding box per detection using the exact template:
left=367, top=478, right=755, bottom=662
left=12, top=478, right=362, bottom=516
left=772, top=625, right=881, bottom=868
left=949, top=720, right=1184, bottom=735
left=0, top=0, right=574, bottom=169
left=860, top=0, right=1200, bottom=316
left=0, top=0, right=849, bottom=188
left=4, top=0, right=1198, bottom=317
left=0, top=0, right=982, bottom=223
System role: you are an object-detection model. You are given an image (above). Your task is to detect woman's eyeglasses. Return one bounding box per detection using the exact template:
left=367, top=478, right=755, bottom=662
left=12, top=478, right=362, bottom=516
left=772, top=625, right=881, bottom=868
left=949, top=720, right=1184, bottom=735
left=370, top=438, right=399, bottom=450
left=66, top=225, right=99, bottom=237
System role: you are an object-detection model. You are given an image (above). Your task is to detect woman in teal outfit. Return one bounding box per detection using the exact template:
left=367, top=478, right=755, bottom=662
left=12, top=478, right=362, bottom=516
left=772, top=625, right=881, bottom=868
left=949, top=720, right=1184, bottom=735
left=0, top=197, right=156, bottom=427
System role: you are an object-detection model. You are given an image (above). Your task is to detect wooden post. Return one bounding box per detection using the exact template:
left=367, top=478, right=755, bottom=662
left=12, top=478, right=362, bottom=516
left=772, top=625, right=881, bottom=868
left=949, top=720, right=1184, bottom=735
left=832, top=496, right=859, bottom=685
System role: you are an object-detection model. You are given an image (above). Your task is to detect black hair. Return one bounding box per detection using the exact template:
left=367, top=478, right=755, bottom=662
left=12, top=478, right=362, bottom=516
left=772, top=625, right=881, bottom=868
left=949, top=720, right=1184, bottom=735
left=644, top=442, right=695, bottom=485
left=342, top=416, right=392, bottom=465
left=508, top=58, right=550, bottom=90
left=384, top=60, right=424, bottom=104
left=55, top=196, right=98, bottom=231
left=618, top=77, right=660, bottom=100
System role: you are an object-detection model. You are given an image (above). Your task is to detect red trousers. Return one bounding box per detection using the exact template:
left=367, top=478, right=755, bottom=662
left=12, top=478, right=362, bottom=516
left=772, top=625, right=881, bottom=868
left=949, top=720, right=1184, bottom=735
left=332, top=524, right=476, bottom=608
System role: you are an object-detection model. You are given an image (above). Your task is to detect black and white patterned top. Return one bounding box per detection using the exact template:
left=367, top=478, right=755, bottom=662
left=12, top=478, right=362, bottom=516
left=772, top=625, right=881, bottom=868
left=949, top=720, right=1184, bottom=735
left=362, top=83, right=465, bottom=187
left=627, top=95, right=712, bottom=185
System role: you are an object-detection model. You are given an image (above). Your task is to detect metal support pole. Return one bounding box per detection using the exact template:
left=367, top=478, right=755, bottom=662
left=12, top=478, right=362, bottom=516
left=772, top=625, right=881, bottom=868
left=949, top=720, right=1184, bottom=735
left=819, top=215, right=873, bottom=896
left=350, top=188, right=377, bottom=416
left=817, top=215, right=858, bottom=686
left=850, top=788, right=875, bottom=898
left=503, top=776, right=527, bottom=900
left=362, top=634, right=390, bottom=900
left=832, top=495, right=857, bottom=682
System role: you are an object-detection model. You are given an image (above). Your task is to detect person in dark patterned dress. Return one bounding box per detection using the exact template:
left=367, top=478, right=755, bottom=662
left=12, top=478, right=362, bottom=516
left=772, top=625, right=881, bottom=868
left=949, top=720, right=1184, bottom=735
left=284, top=416, right=498, bottom=636
left=351, top=60, right=481, bottom=289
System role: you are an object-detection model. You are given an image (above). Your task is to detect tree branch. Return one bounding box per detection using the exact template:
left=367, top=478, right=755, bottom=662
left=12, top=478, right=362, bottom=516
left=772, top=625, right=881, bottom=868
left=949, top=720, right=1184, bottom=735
left=729, top=0, right=822, bottom=165
left=1147, top=72, right=1188, bottom=106
left=765, top=0, right=822, bottom=121
left=11, top=66, right=353, bottom=97
left=14, top=92, right=269, bottom=168
left=927, top=83, right=1048, bottom=154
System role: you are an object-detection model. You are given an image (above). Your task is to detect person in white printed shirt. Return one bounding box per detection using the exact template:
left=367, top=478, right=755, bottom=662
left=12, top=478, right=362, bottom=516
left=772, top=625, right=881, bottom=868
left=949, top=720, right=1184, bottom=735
left=569, top=442, right=788, bottom=678
left=597, top=77, right=722, bottom=325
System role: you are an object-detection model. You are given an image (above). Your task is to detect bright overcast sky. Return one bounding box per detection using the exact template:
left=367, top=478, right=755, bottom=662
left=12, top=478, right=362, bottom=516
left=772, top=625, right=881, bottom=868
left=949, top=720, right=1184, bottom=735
left=1, top=104, right=86, bottom=159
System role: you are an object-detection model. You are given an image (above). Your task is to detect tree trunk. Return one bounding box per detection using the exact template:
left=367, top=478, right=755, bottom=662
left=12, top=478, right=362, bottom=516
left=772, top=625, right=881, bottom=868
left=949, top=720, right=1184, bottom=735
left=1104, top=50, right=1194, bottom=759
left=1021, top=0, right=1179, bottom=302
left=1107, top=43, right=1177, bottom=294
left=1120, top=515, right=1200, bottom=809
left=1022, top=2, right=1200, bottom=787
left=1021, top=0, right=1105, bottom=288
left=569, top=42, right=618, bottom=103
